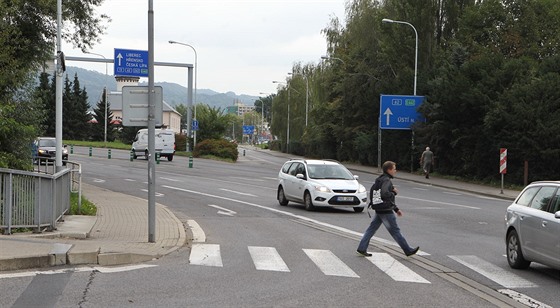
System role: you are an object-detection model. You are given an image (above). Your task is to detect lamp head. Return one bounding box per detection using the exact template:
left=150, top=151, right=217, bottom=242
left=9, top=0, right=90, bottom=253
left=382, top=18, right=394, bottom=23
left=169, top=40, right=177, bottom=44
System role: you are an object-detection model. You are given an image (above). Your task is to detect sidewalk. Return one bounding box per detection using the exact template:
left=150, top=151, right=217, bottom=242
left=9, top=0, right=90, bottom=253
left=0, top=183, right=187, bottom=271
left=0, top=149, right=519, bottom=272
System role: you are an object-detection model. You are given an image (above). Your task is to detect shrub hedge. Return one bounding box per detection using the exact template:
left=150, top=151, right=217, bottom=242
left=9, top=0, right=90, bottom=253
left=193, top=139, right=238, bottom=161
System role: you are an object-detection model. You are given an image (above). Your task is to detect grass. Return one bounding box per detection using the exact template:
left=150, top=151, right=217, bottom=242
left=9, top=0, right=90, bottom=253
left=70, top=192, right=97, bottom=216
left=66, top=140, right=131, bottom=150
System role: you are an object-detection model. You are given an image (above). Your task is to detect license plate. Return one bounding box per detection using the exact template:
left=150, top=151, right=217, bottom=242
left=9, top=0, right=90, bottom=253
left=338, top=196, right=354, bottom=202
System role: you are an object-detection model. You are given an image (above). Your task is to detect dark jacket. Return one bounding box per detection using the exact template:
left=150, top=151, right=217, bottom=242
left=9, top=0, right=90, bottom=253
left=372, top=173, right=399, bottom=213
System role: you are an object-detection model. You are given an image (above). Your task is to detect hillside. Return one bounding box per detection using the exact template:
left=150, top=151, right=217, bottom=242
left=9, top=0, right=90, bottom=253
left=64, top=66, right=259, bottom=110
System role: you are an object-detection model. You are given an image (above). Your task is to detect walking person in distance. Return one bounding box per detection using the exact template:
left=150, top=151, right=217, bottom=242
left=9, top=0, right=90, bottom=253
left=357, top=161, right=419, bottom=257
left=420, top=146, right=434, bottom=179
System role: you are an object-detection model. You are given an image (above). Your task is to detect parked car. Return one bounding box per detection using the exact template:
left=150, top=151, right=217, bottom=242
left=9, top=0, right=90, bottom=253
left=277, top=159, right=367, bottom=212
left=131, top=128, right=176, bottom=161
left=33, top=137, right=68, bottom=164
left=505, top=181, right=560, bottom=270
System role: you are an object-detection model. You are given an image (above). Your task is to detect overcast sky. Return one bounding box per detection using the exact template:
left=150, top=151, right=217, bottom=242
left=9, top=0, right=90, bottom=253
left=65, top=0, right=347, bottom=97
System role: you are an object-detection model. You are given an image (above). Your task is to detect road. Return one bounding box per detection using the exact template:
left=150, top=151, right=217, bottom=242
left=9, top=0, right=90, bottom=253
left=1, top=146, right=558, bottom=307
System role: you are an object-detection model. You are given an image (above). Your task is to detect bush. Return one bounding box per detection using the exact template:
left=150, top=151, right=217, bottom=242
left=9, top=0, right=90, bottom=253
left=193, top=139, right=238, bottom=161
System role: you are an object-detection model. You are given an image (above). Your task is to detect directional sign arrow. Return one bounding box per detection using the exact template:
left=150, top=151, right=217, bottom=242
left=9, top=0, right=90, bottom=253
left=208, top=204, right=237, bottom=216
left=383, top=108, right=393, bottom=126
left=116, top=53, right=123, bottom=66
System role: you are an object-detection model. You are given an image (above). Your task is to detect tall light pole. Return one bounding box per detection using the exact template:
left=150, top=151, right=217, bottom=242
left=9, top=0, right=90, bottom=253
left=255, top=98, right=265, bottom=140
left=169, top=40, right=198, bottom=148
left=85, top=51, right=108, bottom=144
left=382, top=18, right=418, bottom=95
left=382, top=18, right=419, bottom=172
left=273, top=81, right=300, bottom=153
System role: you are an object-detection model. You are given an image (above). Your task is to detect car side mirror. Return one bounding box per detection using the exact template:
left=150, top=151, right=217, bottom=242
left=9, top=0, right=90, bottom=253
left=555, top=211, right=560, bottom=219
left=354, top=175, right=359, bottom=180
left=296, top=173, right=305, bottom=180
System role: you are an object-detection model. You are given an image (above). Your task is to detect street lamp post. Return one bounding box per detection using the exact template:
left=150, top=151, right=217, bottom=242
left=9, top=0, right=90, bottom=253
left=321, top=55, right=346, bottom=64
left=382, top=18, right=419, bottom=172
left=255, top=98, right=265, bottom=140
left=169, top=40, right=198, bottom=149
left=382, top=18, right=418, bottom=95
left=85, top=51, right=108, bottom=144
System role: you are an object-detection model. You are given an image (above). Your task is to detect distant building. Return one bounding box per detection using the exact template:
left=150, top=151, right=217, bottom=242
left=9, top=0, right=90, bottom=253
left=107, top=76, right=182, bottom=134
left=226, top=99, right=255, bottom=116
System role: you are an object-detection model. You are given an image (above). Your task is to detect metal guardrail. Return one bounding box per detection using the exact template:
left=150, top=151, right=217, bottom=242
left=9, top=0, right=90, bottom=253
left=0, top=159, right=82, bottom=234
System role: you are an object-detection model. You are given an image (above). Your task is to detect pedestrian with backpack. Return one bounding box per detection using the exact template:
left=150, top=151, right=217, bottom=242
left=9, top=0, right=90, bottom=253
left=356, top=161, right=419, bottom=257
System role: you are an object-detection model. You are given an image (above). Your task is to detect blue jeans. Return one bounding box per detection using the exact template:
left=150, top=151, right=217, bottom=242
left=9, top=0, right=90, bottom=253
left=357, top=212, right=414, bottom=254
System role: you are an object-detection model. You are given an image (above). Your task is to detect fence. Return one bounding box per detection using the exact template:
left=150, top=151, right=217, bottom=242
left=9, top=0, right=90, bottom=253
left=0, top=160, right=80, bottom=234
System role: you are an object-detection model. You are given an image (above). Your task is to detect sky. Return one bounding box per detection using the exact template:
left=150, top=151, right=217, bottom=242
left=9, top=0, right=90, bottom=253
left=65, top=0, right=347, bottom=97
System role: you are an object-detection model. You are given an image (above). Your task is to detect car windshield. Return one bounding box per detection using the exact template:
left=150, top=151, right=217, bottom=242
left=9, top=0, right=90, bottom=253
left=307, top=164, right=354, bottom=180
left=38, top=139, right=56, bottom=147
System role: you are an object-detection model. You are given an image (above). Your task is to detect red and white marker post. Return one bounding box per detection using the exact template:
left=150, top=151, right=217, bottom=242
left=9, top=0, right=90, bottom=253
left=500, top=148, right=507, bottom=194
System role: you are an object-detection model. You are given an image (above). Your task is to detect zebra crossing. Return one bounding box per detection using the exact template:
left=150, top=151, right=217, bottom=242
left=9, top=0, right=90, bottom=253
left=190, top=244, right=430, bottom=283
left=189, top=244, right=543, bottom=289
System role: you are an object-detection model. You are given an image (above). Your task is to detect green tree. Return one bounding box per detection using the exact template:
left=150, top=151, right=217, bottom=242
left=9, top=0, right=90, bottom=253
left=195, top=105, right=231, bottom=142
left=91, top=88, right=116, bottom=141
left=0, top=0, right=108, bottom=169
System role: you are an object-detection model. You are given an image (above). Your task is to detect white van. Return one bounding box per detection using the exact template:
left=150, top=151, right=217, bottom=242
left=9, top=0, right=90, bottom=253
left=131, top=128, right=176, bottom=161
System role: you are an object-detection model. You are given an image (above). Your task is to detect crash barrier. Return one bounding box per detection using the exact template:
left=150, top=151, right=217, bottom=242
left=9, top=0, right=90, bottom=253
left=0, top=162, right=77, bottom=234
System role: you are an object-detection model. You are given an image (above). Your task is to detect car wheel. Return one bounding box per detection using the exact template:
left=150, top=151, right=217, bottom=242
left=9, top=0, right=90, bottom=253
left=507, top=229, right=531, bottom=269
left=167, top=155, right=173, bottom=162
left=278, top=187, right=288, bottom=206
left=304, top=191, right=315, bottom=211
left=144, top=150, right=149, bottom=160
left=353, top=206, right=364, bottom=213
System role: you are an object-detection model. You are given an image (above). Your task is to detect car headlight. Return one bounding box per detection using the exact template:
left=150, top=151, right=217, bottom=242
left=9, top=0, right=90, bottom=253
left=358, top=184, right=366, bottom=193
left=63, top=148, right=68, bottom=154
left=314, top=185, right=331, bottom=193
left=38, top=149, right=47, bottom=154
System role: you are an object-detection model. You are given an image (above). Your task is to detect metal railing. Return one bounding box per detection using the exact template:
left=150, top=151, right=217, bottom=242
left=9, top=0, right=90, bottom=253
left=0, top=159, right=81, bottom=234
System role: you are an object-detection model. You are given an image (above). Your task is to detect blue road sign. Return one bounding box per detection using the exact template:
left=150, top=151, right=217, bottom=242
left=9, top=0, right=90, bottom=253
left=114, top=48, right=149, bottom=77
left=379, top=95, right=424, bottom=130
left=192, top=120, right=199, bottom=131
left=242, top=125, right=255, bottom=135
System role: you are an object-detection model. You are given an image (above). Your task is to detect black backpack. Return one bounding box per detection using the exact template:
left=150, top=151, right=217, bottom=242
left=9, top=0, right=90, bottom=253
left=368, top=176, right=383, bottom=209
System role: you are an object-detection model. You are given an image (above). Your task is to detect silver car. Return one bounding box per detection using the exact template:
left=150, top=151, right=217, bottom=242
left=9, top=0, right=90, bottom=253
left=505, top=181, right=560, bottom=270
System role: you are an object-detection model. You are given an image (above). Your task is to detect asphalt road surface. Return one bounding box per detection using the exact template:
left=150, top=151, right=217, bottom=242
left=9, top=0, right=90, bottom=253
left=1, top=146, right=558, bottom=307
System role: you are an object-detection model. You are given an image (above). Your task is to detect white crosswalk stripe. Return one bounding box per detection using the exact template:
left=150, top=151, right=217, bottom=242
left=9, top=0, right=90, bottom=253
left=188, top=244, right=432, bottom=283
left=449, top=255, right=537, bottom=288
left=248, top=246, right=290, bottom=272
left=367, top=253, right=430, bottom=283
left=303, top=249, right=359, bottom=278
left=190, top=243, right=223, bottom=267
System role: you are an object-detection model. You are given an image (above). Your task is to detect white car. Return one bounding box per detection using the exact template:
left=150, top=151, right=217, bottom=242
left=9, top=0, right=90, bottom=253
left=505, top=181, right=560, bottom=270
left=277, top=159, right=367, bottom=212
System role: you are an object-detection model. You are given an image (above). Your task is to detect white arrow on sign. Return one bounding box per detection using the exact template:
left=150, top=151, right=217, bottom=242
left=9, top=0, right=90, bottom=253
left=383, top=108, right=393, bottom=126
left=116, top=53, right=123, bottom=66
left=208, top=204, right=237, bottom=216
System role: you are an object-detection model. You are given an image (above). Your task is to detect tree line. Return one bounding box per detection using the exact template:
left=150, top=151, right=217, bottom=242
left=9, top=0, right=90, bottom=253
left=268, top=0, right=560, bottom=185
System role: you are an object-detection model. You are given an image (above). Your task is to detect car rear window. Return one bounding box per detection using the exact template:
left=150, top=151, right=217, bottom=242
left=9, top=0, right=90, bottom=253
left=516, top=186, right=540, bottom=206
left=529, top=186, right=557, bottom=211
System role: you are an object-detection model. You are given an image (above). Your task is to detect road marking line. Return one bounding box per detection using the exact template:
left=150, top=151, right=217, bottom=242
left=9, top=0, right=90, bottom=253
left=303, top=249, right=359, bottom=278
left=230, top=176, right=265, bottom=182
left=0, top=265, right=157, bottom=279
left=368, top=253, right=430, bottom=283
left=443, top=192, right=462, bottom=196
left=160, top=177, right=180, bottom=182
left=187, top=219, right=206, bottom=243
left=141, top=189, right=164, bottom=197
left=124, top=178, right=136, bottom=182
left=498, top=289, right=552, bottom=308
left=219, top=188, right=257, bottom=197
left=190, top=244, right=223, bottom=267
left=449, top=255, right=537, bottom=288
left=248, top=246, right=290, bottom=272
left=412, top=187, right=428, bottom=191
left=399, top=196, right=480, bottom=209
left=93, top=179, right=105, bottom=183
left=208, top=204, right=237, bottom=216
